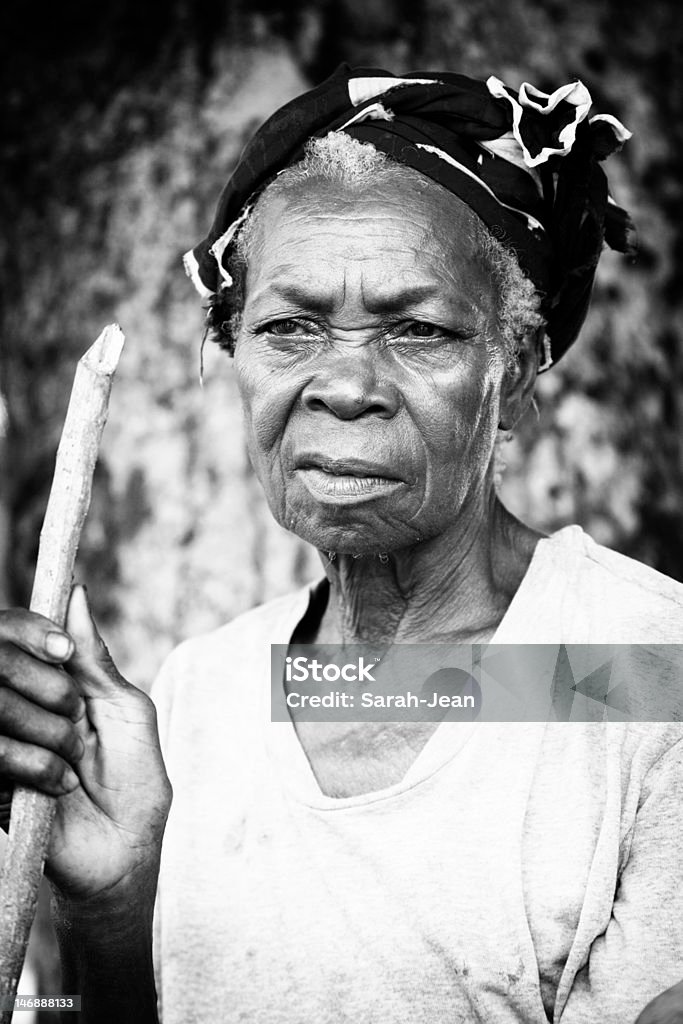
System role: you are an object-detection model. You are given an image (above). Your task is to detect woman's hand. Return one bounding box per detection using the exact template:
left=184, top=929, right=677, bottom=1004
left=0, top=585, right=172, bottom=903
left=635, top=982, right=683, bottom=1024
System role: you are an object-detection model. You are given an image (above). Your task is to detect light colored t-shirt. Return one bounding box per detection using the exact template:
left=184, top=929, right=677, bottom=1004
left=152, top=526, right=683, bottom=1023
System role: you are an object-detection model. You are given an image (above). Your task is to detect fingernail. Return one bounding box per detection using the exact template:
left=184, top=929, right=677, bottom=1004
left=61, top=767, right=80, bottom=792
left=72, top=736, right=85, bottom=761
left=71, top=697, right=86, bottom=723
left=72, top=584, right=93, bottom=619
left=45, top=632, right=73, bottom=660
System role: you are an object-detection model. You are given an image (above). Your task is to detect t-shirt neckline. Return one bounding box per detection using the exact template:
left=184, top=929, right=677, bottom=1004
left=264, top=527, right=579, bottom=808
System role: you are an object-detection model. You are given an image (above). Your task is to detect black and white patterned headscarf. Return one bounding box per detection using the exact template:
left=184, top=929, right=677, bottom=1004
left=184, top=64, right=635, bottom=368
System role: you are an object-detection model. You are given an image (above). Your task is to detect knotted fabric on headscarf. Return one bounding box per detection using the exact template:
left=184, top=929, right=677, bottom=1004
left=184, top=64, right=635, bottom=368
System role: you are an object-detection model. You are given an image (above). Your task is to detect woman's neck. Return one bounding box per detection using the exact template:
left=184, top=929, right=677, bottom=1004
left=312, top=496, right=543, bottom=645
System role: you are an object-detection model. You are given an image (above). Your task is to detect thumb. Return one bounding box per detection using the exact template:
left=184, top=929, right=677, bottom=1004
left=65, top=584, right=125, bottom=695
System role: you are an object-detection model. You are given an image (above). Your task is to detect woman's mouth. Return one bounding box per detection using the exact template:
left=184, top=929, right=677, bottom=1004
left=296, top=458, right=404, bottom=503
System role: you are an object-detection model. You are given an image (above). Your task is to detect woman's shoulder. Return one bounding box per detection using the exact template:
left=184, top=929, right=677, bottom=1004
left=151, top=583, right=317, bottom=707
left=548, top=525, right=683, bottom=602
left=522, top=525, right=683, bottom=643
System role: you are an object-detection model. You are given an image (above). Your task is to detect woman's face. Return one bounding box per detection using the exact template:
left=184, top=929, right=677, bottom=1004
left=234, top=178, right=521, bottom=555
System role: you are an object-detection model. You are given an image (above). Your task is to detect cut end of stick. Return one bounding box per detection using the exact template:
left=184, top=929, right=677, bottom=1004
left=81, top=323, right=125, bottom=376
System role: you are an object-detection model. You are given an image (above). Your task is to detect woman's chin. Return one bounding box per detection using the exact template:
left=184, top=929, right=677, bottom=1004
left=280, top=512, right=424, bottom=557
left=271, top=483, right=430, bottom=555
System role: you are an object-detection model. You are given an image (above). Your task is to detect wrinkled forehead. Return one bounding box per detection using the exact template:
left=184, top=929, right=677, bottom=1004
left=241, top=181, right=500, bottom=321
left=244, top=174, right=494, bottom=273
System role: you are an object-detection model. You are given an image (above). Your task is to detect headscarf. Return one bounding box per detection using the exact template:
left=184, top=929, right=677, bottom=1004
left=184, top=64, right=636, bottom=368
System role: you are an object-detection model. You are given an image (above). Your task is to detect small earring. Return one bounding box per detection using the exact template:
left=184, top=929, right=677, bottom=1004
left=493, top=428, right=513, bottom=489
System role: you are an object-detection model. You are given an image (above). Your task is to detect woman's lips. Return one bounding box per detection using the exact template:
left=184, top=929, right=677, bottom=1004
left=295, top=458, right=404, bottom=502
left=297, top=456, right=401, bottom=478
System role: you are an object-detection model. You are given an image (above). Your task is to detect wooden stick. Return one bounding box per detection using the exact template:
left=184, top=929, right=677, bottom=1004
left=0, top=324, right=125, bottom=1018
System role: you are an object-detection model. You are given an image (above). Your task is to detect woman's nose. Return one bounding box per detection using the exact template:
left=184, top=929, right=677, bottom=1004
left=301, top=351, right=400, bottom=420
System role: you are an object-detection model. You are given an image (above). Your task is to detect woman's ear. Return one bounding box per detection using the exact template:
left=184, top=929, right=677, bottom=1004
left=498, top=327, right=542, bottom=431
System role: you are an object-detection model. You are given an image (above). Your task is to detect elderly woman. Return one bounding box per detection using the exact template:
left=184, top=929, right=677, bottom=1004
left=0, top=65, right=682, bottom=1024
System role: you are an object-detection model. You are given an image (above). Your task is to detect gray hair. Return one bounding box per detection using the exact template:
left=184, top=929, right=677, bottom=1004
left=211, top=132, right=545, bottom=366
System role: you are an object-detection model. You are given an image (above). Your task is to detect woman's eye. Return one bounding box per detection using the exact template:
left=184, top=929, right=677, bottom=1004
left=401, top=321, right=445, bottom=339
left=266, top=319, right=302, bottom=336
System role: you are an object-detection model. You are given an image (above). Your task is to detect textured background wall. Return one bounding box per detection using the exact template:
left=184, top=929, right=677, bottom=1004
left=1, top=0, right=682, bottom=1010
left=2, top=0, right=682, bottom=685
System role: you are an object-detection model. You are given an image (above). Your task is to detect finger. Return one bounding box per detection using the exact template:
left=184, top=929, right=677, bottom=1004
left=0, top=608, right=74, bottom=664
left=0, top=686, right=85, bottom=765
left=0, top=642, right=85, bottom=720
left=635, top=981, right=683, bottom=1024
left=0, top=786, right=11, bottom=834
left=0, top=736, right=80, bottom=798
left=65, top=586, right=128, bottom=697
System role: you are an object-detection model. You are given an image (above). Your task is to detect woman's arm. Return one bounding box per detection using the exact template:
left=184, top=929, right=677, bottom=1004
left=52, top=869, right=160, bottom=1024
left=0, top=587, right=171, bottom=1021
left=557, top=735, right=683, bottom=1024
